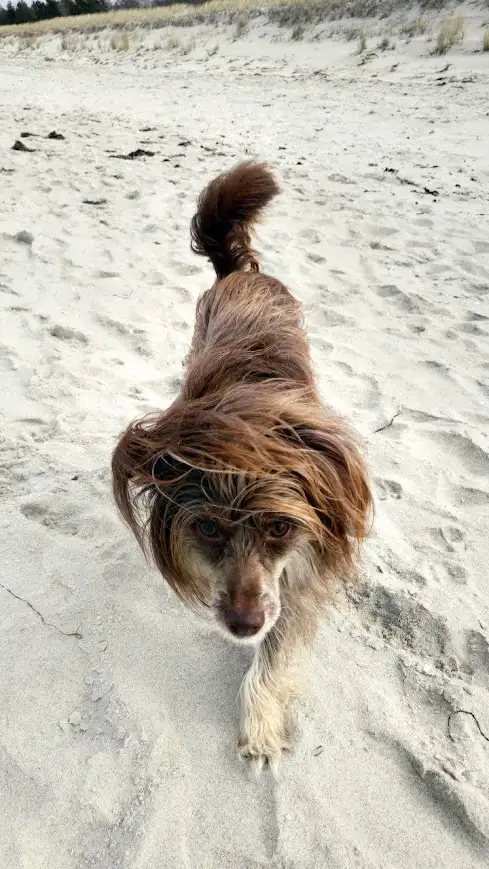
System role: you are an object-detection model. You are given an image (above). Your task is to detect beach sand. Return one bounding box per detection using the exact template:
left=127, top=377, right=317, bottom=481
left=1, top=7, right=489, bottom=867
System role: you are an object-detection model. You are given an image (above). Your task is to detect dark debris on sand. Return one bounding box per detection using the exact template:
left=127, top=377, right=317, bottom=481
left=12, top=140, right=35, bottom=152
left=110, top=148, right=155, bottom=161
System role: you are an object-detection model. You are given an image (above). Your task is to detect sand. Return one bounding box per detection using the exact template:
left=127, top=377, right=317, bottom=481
left=1, top=6, right=489, bottom=868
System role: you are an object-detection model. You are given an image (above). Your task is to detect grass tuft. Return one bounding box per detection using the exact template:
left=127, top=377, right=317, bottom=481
left=166, top=34, right=182, bottom=50
left=291, top=22, right=305, bottom=39
left=61, top=33, right=81, bottom=51
left=234, top=11, right=249, bottom=37
left=435, top=15, right=465, bottom=54
left=401, top=17, right=427, bottom=38
left=344, top=26, right=359, bottom=41
left=110, top=30, right=130, bottom=50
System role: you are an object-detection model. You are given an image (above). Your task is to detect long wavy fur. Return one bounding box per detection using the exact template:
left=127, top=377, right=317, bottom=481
left=111, top=161, right=373, bottom=763
left=190, top=160, right=280, bottom=277
left=113, top=161, right=372, bottom=589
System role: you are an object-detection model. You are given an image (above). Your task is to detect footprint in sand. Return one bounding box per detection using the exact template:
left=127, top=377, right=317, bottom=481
left=95, top=314, right=150, bottom=357
left=306, top=251, right=326, bottom=265
left=466, top=311, right=489, bottom=324
left=49, top=324, right=89, bottom=345
left=414, top=216, right=434, bottom=229
left=299, top=228, right=320, bottom=245
left=321, top=309, right=356, bottom=328
left=428, top=432, right=489, bottom=479
left=348, top=584, right=451, bottom=658
left=21, top=499, right=83, bottom=537
left=367, top=223, right=400, bottom=239
left=172, top=320, right=190, bottom=332
left=127, top=386, right=147, bottom=401
left=375, top=284, right=421, bottom=314
left=0, top=282, right=19, bottom=296
left=333, top=361, right=380, bottom=405
left=476, top=379, right=489, bottom=401
left=170, top=262, right=202, bottom=278
left=450, top=485, right=489, bottom=508
left=0, top=345, right=19, bottom=372
left=465, top=630, right=489, bottom=680
left=427, top=525, right=466, bottom=555
left=376, top=478, right=403, bottom=501
left=431, top=560, right=468, bottom=586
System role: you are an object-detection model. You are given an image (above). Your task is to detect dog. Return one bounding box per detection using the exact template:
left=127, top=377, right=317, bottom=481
left=111, top=161, right=372, bottom=768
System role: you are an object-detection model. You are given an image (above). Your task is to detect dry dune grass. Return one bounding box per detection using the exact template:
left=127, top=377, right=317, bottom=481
left=234, top=10, right=249, bottom=36
left=110, top=29, right=130, bottom=50
left=4, top=0, right=314, bottom=37
left=0, top=0, right=457, bottom=38
left=401, top=16, right=427, bottom=37
left=61, top=32, right=81, bottom=50
left=1, top=0, right=225, bottom=36
left=435, top=14, right=465, bottom=53
left=357, top=30, right=367, bottom=52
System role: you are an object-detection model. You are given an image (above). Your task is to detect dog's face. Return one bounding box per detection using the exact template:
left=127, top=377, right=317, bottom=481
left=145, top=459, right=318, bottom=643
left=181, top=511, right=299, bottom=643
left=112, top=387, right=373, bottom=644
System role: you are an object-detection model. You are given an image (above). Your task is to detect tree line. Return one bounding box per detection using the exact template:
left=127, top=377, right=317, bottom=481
left=0, top=0, right=204, bottom=27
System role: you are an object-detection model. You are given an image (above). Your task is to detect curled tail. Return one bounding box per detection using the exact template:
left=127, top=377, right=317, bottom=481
left=190, top=161, right=280, bottom=278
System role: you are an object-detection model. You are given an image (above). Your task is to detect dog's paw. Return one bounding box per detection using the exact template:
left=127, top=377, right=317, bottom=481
left=237, top=719, right=290, bottom=773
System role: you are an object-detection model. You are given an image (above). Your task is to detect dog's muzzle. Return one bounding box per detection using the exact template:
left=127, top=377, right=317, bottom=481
left=222, top=604, right=265, bottom=639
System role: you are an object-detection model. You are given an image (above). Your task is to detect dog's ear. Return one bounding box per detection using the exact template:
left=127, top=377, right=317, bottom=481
left=289, top=421, right=372, bottom=554
left=111, top=417, right=179, bottom=546
left=152, top=454, right=191, bottom=483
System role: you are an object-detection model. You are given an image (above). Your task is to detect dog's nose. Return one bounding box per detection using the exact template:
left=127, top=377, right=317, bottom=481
left=223, top=607, right=265, bottom=638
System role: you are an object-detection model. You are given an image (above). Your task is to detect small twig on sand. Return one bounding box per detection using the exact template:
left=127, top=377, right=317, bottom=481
left=0, top=581, right=82, bottom=639
left=448, top=710, right=489, bottom=744
left=373, top=409, right=401, bottom=434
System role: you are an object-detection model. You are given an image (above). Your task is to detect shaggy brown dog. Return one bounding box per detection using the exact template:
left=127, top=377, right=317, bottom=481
left=111, top=162, right=372, bottom=768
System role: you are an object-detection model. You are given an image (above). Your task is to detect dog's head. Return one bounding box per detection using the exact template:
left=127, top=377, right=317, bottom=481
left=112, top=384, right=372, bottom=643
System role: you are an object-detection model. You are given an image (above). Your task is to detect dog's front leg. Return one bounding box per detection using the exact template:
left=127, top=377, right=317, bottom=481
left=237, top=622, right=299, bottom=771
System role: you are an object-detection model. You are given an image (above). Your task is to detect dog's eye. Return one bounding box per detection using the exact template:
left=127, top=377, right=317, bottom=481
left=267, top=520, right=291, bottom=539
left=196, top=519, right=220, bottom=539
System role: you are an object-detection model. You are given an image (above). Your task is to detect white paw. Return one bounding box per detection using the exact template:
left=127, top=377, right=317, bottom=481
left=237, top=717, right=290, bottom=773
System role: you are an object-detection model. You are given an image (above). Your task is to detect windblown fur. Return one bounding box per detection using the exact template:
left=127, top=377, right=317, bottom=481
left=112, top=161, right=372, bottom=767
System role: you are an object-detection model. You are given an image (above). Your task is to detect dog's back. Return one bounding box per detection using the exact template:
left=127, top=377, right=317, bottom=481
left=186, top=162, right=314, bottom=398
